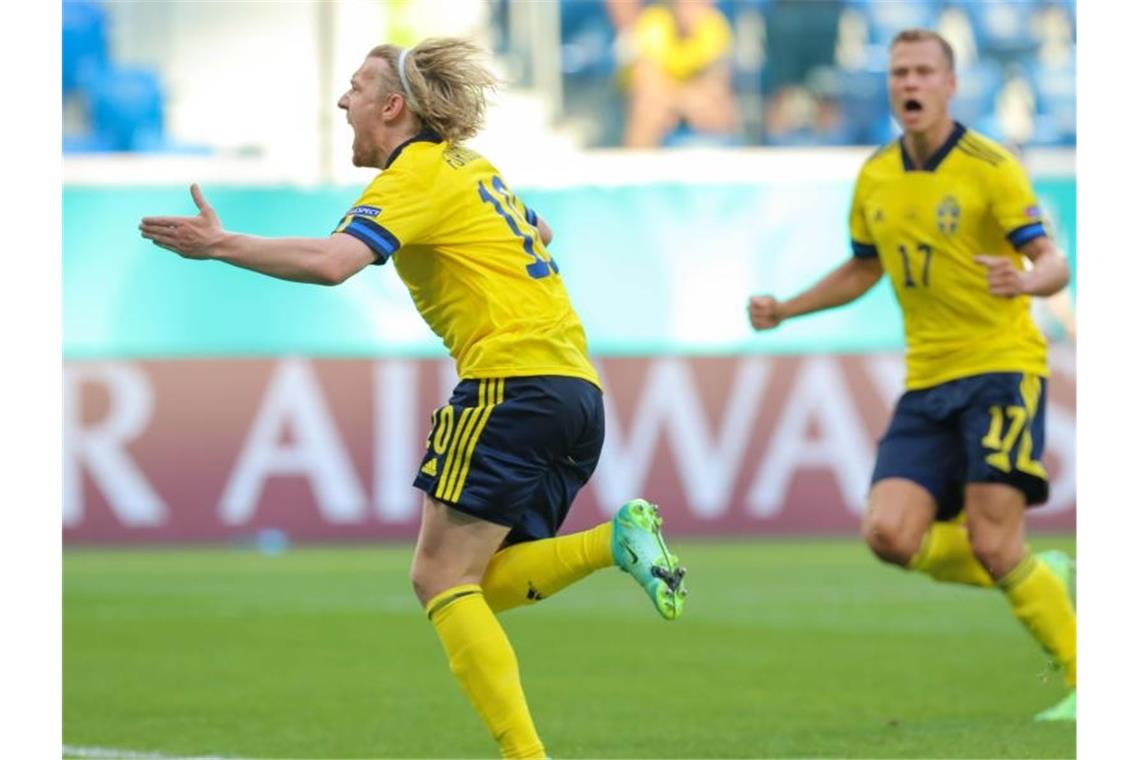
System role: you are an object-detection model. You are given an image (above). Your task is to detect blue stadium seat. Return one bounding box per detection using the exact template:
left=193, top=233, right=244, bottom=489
left=847, top=0, right=938, bottom=46
left=764, top=118, right=856, bottom=147
left=62, top=133, right=116, bottom=154
left=957, top=0, right=1041, bottom=60
left=950, top=60, right=1003, bottom=127
left=1029, top=58, right=1076, bottom=145
left=716, top=0, right=772, bottom=26
left=662, top=122, right=746, bottom=148
left=62, top=0, right=108, bottom=95
left=720, top=0, right=768, bottom=93
left=560, top=0, right=616, bottom=79
left=488, top=0, right=510, bottom=54
left=86, top=67, right=165, bottom=152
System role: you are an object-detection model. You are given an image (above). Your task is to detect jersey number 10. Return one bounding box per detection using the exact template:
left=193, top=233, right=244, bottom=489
left=477, top=176, right=559, bottom=280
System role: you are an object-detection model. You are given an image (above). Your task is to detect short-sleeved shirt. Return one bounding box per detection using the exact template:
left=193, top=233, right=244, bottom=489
left=334, top=131, right=600, bottom=388
left=848, top=122, right=1049, bottom=390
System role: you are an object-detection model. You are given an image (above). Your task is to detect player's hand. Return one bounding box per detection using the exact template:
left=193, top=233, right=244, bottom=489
left=748, top=295, right=783, bottom=330
left=974, top=255, right=1024, bottom=298
left=139, top=184, right=225, bottom=260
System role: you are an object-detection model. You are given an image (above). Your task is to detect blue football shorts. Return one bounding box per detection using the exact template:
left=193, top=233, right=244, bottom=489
left=871, top=372, right=1049, bottom=520
left=413, top=375, right=605, bottom=545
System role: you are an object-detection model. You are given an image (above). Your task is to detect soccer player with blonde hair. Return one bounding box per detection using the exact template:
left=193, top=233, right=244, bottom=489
left=140, top=38, right=687, bottom=758
left=748, top=29, right=1076, bottom=721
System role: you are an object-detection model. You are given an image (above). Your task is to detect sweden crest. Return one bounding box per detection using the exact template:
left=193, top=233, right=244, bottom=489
left=937, top=196, right=960, bottom=236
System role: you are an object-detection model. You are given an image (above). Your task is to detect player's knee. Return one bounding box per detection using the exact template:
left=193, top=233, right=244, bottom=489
left=967, top=528, right=1018, bottom=579
left=410, top=552, right=481, bottom=607
left=409, top=555, right=448, bottom=606
left=864, top=534, right=915, bottom=567
left=409, top=561, right=432, bottom=606
left=861, top=514, right=920, bottom=567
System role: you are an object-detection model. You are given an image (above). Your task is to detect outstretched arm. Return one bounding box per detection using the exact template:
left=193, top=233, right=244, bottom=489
left=749, top=256, right=884, bottom=330
left=139, top=184, right=376, bottom=286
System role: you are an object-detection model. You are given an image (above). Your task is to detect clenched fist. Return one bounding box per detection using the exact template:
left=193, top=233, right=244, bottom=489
left=974, top=255, right=1025, bottom=298
left=748, top=295, right=783, bottom=330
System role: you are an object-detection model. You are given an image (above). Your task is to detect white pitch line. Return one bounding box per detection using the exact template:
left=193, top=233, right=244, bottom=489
left=63, top=745, right=238, bottom=760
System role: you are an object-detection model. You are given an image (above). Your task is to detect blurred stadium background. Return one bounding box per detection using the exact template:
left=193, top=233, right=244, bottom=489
left=62, top=1, right=1077, bottom=757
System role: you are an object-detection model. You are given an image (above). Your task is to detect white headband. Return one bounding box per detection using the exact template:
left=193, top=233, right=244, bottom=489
left=397, top=49, right=419, bottom=111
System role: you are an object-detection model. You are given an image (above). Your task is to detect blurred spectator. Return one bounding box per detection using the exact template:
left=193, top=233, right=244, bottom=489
left=833, top=5, right=869, bottom=71
left=616, top=0, right=740, bottom=147
left=553, top=0, right=1075, bottom=148
left=763, top=84, right=849, bottom=146
left=994, top=70, right=1036, bottom=146
left=1034, top=3, right=1075, bottom=67
left=936, top=5, right=978, bottom=70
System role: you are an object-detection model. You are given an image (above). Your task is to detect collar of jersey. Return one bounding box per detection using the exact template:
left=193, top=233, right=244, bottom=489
left=900, top=121, right=966, bottom=173
left=384, top=129, right=444, bottom=169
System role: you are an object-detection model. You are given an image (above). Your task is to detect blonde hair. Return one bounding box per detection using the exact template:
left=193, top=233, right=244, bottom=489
left=368, top=38, right=499, bottom=144
left=890, top=28, right=956, bottom=71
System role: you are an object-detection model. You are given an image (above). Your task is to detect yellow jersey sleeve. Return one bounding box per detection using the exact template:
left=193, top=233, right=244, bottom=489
left=333, top=163, right=436, bottom=264
left=990, top=156, right=1048, bottom=249
left=849, top=163, right=878, bottom=259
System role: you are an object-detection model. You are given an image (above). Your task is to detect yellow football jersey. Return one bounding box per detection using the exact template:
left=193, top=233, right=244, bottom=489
left=849, top=123, right=1049, bottom=389
left=334, top=132, right=600, bottom=388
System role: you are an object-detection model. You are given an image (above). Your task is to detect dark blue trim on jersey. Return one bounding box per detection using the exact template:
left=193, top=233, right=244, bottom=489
left=852, top=240, right=879, bottom=259
left=956, top=137, right=1002, bottom=166
left=383, top=129, right=444, bottom=169
left=341, top=217, right=400, bottom=264
left=525, top=205, right=537, bottom=226
left=901, top=121, right=966, bottom=172
left=1007, top=222, right=1047, bottom=248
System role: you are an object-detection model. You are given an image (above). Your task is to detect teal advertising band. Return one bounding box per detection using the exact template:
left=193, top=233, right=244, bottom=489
left=64, top=179, right=1076, bottom=358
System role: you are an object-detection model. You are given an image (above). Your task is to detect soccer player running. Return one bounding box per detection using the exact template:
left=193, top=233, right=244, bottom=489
left=139, top=38, right=688, bottom=758
left=747, top=29, right=1075, bottom=722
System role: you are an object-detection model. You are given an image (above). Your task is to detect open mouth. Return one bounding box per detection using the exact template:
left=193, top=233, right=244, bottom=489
left=904, top=99, right=923, bottom=113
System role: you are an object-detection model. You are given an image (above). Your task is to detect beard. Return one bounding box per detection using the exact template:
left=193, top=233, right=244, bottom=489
left=350, top=133, right=360, bottom=161
left=350, top=133, right=380, bottom=168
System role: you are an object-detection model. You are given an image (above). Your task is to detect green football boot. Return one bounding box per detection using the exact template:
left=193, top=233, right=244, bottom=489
left=1034, top=690, right=1076, bottom=722
left=1037, top=549, right=1076, bottom=605
left=611, top=499, right=687, bottom=620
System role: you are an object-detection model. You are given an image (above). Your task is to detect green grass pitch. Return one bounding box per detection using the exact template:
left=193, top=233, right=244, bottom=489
left=64, top=537, right=1076, bottom=759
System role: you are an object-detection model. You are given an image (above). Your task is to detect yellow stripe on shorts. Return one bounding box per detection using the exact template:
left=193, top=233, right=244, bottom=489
left=1020, top=374, right=1041, bottom=416
left=438, top=380, right=489, bottom=502
left=1016, top=374, right=1048, bottom=478
left=445, top=377, right=504, bottom=503
left=435, top=407, right=474, bottom=499
left=435, top=384, right=483, bottom=501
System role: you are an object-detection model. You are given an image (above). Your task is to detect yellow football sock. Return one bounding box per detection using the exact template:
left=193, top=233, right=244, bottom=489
left=998, top=554, right=1077, bottom=687
left=908, top=521, right=994, bottom=587
left=482, top=522, right=614, bottom=613
left=426, top=584, right=546, bottom=759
